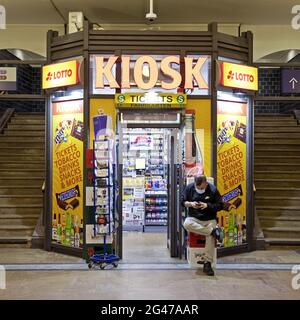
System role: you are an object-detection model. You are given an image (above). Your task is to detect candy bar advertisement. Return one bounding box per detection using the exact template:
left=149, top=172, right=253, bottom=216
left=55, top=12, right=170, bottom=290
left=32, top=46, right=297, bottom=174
left=51, top=99, right=84, bottom=248
left=216, top=100, right=247, bottom=247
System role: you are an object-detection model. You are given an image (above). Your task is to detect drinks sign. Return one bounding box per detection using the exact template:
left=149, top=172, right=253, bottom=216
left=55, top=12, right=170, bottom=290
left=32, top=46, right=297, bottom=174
left=95, top=55, right=209, bottom=90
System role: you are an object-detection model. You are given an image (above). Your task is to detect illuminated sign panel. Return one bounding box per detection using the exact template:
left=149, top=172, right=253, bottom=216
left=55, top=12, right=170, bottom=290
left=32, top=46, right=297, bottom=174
left=219, top=61, right=258, bottom=91
left=95, top=55, right=209, bottom=90
left=42, top=60, right=79, bottom=89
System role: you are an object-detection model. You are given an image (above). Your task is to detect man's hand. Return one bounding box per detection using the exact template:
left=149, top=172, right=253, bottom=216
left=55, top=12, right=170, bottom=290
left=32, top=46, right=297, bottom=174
left=184, top=201, right=200, bottom=209
left=198, top=202, right=208, bottom=210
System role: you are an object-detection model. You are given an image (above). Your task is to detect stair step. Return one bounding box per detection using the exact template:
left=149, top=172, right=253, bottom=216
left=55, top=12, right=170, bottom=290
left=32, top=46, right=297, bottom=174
left=0, top=236, right=30, bottom=244
left=0, top=178, right=44, bottom=186
left=3, top=131, right=45, bottom=137
left=256, top=179, right=300, bottom=188
left=264, top=238, right=300, bottom=246
left=0, top=142, right=44, bottom=148
left=10, top=118, right=45, bottom=125
left=0, top=155, right=44, bottom=162
left=0, top=163, right=44, bottom=169
left=255, top=171, right=300, bottom=179
left=7, top=123, right=45, bottom=130
left=0, top=216, right=39, bottom=226
left=0, top=137, right=45, bottom=142
left=0, top=169, right=44, bottom=177
left=256, top=207, right=300, bottom=217
left=263, top=227, right=300, bottom=239
left=0, top=195, right=43, bottom=205
left=260, top=216, right=300, bottom=228
left=255, top=164, right=300, bottom=171
left=0, top=147, right=44, bottom=155
left=15, top=112, right=45, bottom=116
left=255, top=156, right=300, bottom=164
left=0, top=187, right=43, bottom=195
left=255, top=127, right=300, bottom=133
left=256, top=196, right=300, bottom=207
left=255, top=132, right=300, bottom=138
left=0, top=206, right=42, bottom=215
left=255, top=121, right=298, bottom=127
left=256, top=188, right=300, bottom=197
left=255, top=139, right=300, bottom=145
left=0, top=225, right=34, bottom=237
left=255, top=150, right=300, bottom=156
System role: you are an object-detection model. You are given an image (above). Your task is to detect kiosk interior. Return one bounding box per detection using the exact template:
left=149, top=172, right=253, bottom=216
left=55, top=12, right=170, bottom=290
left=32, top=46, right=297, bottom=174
left=43, top=23, right=257, bottom=261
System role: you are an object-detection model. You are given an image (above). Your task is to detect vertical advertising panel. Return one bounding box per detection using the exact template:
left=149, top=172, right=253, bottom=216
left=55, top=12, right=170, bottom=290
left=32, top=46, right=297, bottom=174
left=51, top=99, right=84, bottom=248
left=217, top=100, right=247, bottom=247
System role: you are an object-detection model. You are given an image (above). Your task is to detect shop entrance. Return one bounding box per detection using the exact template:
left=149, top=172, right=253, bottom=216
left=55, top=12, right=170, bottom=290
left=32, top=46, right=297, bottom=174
left=116, top=110, right=184, bottom=261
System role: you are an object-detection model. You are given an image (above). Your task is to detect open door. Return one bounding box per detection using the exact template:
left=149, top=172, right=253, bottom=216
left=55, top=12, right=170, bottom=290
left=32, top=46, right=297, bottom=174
left=167, top=129, right=185, bottom=258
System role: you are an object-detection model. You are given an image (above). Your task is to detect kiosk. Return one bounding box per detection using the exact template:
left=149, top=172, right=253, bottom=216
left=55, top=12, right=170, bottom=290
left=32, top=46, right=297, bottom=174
left=43, top=22, right=257, bottom=260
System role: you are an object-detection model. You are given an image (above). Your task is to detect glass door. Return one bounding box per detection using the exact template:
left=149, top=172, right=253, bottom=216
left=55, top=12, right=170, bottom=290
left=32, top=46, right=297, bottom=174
left=167, top=128, right=184, bottom=258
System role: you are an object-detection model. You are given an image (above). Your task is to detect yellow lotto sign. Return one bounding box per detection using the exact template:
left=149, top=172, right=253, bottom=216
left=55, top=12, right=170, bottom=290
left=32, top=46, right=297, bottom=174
left=219, top=61, right=258, bottom=91
left=115, top=93, right=186, bottom=108
left=42, top=60, right=79, bottom=89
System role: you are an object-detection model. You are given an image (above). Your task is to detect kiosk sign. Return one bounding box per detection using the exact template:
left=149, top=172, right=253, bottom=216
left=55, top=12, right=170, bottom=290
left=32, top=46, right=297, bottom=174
left=95, top=55, right=209, bottom=90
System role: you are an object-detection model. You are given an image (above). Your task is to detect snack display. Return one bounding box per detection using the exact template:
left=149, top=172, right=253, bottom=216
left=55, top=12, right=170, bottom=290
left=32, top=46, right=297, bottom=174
left=71, top=119, right=84, bottom=141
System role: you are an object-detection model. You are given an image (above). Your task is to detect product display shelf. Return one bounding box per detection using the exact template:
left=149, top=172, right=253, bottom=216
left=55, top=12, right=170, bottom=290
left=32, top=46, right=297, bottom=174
left=89, top=139, right=119, bottom=269
left=122, top=128, right=169, bottom=228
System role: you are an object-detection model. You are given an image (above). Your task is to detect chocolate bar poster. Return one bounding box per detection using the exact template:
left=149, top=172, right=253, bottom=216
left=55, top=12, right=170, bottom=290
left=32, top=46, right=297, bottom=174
left=216, top=100, right=247, bottom=248
left=51, top=99, right=84, bottom=248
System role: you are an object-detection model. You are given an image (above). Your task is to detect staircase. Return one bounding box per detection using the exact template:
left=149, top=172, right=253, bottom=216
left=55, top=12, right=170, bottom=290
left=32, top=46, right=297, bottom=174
left=255, top=113, right=300, bottom=247
left=0, top=112, right=45, bottom=246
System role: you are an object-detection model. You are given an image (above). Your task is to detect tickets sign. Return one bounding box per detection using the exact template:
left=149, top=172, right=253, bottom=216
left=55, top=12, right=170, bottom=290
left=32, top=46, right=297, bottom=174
left=43, top=60, right=79, bottom=89
left=218, top=61, right=258, bottom=91
left=115, top=93, right=186, bottom=108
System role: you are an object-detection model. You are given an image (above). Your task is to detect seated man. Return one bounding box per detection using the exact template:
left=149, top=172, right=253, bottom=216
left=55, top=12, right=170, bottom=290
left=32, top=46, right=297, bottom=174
left=182, top=174, right=223, bottom=276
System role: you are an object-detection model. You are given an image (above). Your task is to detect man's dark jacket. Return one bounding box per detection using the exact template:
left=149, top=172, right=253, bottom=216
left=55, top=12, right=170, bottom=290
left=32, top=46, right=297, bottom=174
left=181, top=182, right=223, bottom=221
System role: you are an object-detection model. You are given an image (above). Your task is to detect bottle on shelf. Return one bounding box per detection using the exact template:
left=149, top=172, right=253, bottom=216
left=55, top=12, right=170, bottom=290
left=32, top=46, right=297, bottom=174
left=74, top=215, right=80, bottom=248
left=70, top=214, right=75, bottom=247
left=79, top=218, right=84, bottom=247
left=233, top=213, right=238, bottom=245
left=237, top=213, right=243, bottom=245
left=242, top=216, right=247, bottom=243
left=228, top=211, right=235, bottom=246
left=56, top=213, right=62, bottom=243
left=52, top=213, right=57, bottom=241
left=65, top=212, right=71, bottom=246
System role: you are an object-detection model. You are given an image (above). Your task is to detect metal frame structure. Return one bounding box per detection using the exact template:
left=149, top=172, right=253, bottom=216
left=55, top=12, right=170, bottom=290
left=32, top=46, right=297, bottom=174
left=44, top=21, right=255, bottom=257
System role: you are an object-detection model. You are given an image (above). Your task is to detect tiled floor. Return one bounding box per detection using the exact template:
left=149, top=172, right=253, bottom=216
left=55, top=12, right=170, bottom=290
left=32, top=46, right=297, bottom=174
left=0, top=269, right=299, bottom=300
left=0, top=232, right=299, bottom=299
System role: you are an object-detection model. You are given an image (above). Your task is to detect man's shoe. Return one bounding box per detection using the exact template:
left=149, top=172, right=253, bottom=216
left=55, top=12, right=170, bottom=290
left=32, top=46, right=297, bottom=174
left=211, top=226, right=222, bottom=242
left=203, top=262, right=214, bottom=276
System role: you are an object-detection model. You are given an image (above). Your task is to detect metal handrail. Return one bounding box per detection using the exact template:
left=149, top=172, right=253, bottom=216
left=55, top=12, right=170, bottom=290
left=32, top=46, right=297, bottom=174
left=0, top=108, right=15, bottom=133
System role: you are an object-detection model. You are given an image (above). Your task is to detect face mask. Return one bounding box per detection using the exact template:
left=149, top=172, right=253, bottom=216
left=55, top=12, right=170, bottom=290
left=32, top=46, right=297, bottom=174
left=195, top=187, right=205, bottom=194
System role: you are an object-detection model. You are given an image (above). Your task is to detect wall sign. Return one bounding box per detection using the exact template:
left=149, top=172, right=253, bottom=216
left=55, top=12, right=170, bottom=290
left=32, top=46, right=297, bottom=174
left=218, top=61, right=258, bottom=91
left=281, top=69, right=300, bottom=93
left=0, top=67, right=16, bottom=91
left=115, top=93, right=186, bottom=108
left=95, top=55, right=209, bottom=90
left=42, top=60, right=79, bottom=89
